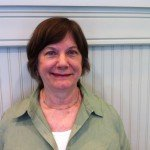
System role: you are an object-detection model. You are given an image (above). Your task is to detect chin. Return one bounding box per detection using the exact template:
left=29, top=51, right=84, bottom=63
left=53, top=82, right=76, bottom=90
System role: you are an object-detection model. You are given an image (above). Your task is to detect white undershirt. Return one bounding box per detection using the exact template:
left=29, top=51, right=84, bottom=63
left=52, top=130, right=71, bottom=150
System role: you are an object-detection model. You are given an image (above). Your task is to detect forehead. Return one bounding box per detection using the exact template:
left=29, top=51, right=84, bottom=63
left=47, top=33, right=77, bottom=48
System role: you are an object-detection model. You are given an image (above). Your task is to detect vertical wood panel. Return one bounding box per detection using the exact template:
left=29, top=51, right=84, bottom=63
left=138, top=47, right=150, bottom=150
left=8, top=47, right=22, bottom=104
left=19, top=47, right=34, bottom=98
left=0, top=45, right=150, bottom=149
left=82, top=46, right=94, bottom=92
left=92, top=46, right=105, bottom=98
left=130, top=47, right=141, bottom=150
left=112, top=46, right=122, bottom=114
left=103, top=47, right=113, bottom=104
left=146, top=47, right=150, bottom=150
left=0, top=48, right=11, bottom=113
left=85, top=45, right=150, bottom=150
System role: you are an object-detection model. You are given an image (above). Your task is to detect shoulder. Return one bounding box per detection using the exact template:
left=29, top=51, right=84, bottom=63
left=94, top=93, right=123, bottom=127
left=81, top=86, right=129, bottom=138
left=0, top=89, right=39, bottom=123
left=1, top=98, right=29, bottom=121
left=89, top=94, right=130, bottom=149
left=0, top=96, right=31, bottom=134
left=81, top=85, right=122, bottom=126
left=0, top=98, right=30, bottom=149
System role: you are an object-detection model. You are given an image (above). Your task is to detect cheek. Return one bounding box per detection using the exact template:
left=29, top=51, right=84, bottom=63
left=38, top=60, right=55, bottom=71
left=75, top=61, right=82, bottom=75
left=37, top=62, right=49, bottom=77
left=79, top=64, right=82, bottom=74
left=77, top=58, right=82, bottom=74
left=79, top=57, right=83, bottom=71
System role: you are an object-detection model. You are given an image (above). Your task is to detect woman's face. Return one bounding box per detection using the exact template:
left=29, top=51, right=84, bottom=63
left=37, top=33, right=82, bottom=91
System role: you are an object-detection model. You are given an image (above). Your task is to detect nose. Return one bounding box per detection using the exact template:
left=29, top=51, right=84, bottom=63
left=56, top=54, right=69, bottom=70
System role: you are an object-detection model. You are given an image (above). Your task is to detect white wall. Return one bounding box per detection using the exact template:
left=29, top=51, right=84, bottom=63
left=0, top=3, right=150, bottom=150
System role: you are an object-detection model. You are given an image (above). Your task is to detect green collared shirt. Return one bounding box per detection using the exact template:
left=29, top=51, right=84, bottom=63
left=0, top=86, right=130, bottom=150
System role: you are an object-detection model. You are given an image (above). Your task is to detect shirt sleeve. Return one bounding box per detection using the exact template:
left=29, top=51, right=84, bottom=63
left=118, top=115, right=131, bottom=150
left=0, top=114, right=5, bottom=150
left=0, top=130, right=4, bottom=150
left=108, top=105, right=131, bottom=150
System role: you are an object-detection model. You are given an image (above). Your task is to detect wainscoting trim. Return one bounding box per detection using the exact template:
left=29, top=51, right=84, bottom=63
left=0, top=6, right=150, bottom=46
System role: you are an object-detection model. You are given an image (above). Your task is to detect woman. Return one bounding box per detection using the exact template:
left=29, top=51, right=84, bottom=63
left=0, top=17, right=130, bottom=150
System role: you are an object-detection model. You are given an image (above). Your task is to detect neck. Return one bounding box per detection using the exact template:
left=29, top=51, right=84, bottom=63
left=40, top=87, right=80, bottom=110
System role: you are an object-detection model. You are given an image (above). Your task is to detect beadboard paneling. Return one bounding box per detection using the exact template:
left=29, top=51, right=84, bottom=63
left=82, top=45, right=150, bottom=150
left=0, top=45, right=150, bottom=150
left=0, top=47, right=37, bottom=114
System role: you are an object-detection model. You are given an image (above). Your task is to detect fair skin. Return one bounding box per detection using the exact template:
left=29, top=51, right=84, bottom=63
left=38, top=33, right=82, bottom=131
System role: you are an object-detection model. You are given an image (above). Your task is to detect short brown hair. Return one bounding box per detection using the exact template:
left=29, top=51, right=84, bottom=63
left=27, top=17, right=90, bottom=90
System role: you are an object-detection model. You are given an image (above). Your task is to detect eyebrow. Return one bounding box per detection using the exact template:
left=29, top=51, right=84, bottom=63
left=67, top=46, right=78, bottom=50
left=45, top=46, right=78, bottom=50
left=44, top=46, right=57, bottom=51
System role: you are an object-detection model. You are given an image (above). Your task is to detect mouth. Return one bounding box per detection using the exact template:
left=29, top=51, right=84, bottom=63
left=51, top=73, right=72, bottom=77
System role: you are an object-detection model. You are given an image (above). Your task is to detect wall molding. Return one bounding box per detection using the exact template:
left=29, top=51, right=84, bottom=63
left=0, top=0, right=150, bottom=7
left=0, top=6, right=150, bottom=46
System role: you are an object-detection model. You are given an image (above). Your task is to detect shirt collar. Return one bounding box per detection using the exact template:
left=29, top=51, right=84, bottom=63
left=13, top=89, right=39, bottom=119
left=14, top=85, right=103, bottom=119
left=80, top=85, right=103, bottom=117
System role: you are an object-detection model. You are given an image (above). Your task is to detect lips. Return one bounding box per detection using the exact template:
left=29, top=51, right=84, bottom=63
left=51, top=73, right=72, bottom=77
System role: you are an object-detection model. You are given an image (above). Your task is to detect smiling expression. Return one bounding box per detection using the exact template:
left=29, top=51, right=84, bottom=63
left=37, top=33, right=82, bottom=92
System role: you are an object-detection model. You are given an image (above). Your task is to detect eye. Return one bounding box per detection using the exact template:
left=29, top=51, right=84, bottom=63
left=45, top=50, right=58, bottom=58
left=67, top=49, right=79, bottom=57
